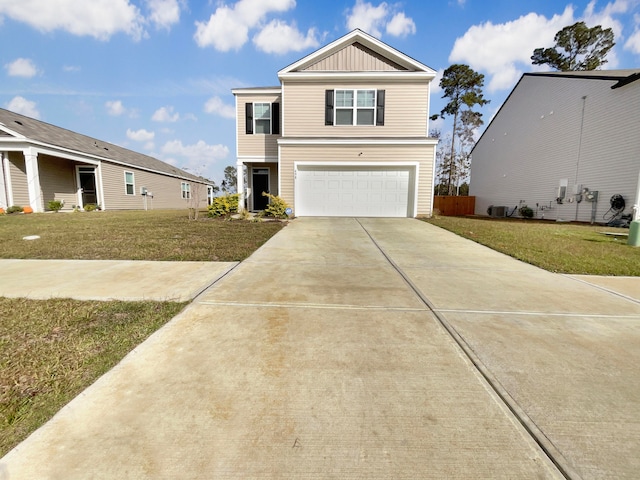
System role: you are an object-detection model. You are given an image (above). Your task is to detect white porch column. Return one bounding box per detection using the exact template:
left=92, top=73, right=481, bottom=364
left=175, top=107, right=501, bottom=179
left=24, top=148, right=44, bottom=212
left=0, top=152, right=8, bottom=209
left=236, top=162, right=245, bottom=211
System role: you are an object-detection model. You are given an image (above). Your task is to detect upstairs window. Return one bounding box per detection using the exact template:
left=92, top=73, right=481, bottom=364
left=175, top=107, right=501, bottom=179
left=326, top=89, right=385, bottom=126
left=245, top=102, right=280, bottom=135
left=254, top=103, right=271, bottom=133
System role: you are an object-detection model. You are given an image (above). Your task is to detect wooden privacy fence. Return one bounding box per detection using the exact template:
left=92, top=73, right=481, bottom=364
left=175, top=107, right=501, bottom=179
left=433, top=196, right=476, bottom=216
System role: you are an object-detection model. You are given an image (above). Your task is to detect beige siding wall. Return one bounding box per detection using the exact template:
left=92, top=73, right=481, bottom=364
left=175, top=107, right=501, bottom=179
left=101, top=162, right=208, bottom=210
left=7, top=152, right=29, bottom=207
left=280, top=144, right=434, bottom=216
left=470, top=75, right=640, bottom=223
left=303, top=43, right=406, bottom=71
left=39, top=154, right=78, bottom=210
left=282, top=81, right=429, bottom=138
left=236, top=93, right=281, bottom=158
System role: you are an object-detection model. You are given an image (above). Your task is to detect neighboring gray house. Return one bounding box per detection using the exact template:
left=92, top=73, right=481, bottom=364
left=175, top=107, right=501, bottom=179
left=233, top=29, right=438, bottom=217
left=0, top=108, right=214, bottom=212
left=470, top=70, right=640, bottom=224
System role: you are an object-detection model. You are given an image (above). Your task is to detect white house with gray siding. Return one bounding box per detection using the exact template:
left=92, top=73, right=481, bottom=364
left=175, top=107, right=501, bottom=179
left=470, top=70, right=640, bottom=224
left=0, top=108, right=213, bottom=212
left=232, top=29, right=438, bottom=217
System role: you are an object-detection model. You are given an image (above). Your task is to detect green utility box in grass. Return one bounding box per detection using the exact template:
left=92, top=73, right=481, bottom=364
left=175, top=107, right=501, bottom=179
left=629, top=220, right=640, bottom=247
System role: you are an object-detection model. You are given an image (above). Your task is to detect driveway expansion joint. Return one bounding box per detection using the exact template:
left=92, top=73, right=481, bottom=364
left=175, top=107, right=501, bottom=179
left=355, top=218, right=578, bottom=480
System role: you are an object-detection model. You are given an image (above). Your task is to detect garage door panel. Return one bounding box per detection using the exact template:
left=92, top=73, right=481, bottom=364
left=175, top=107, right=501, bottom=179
left=296, top=166, right=412, bottom=217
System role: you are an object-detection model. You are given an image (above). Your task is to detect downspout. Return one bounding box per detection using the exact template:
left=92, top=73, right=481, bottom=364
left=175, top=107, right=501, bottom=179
left=0, top=152, right=8, bottom=209
left=633, top=165, right=640, bottom=222
left=574, top=95, right=587, bottom=221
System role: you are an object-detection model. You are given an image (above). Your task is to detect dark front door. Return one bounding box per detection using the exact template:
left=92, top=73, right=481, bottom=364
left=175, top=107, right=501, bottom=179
left=252, top=169, right=269, bottom=210
left=79, top=168, right=98, bottom=206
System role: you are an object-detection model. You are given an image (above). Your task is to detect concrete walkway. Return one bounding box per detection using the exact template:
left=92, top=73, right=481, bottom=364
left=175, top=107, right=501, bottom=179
left=2, top=218, right=640, bottom=479
left=0, top=259, right=237, bottom=301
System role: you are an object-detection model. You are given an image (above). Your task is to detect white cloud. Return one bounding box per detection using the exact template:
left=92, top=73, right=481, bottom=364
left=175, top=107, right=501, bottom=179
left=346, top=0, right=389, bottom=37
left=63, top=65, right=81, bottom=72
left=5, top=96, right=40, bottom=119
left=0, top=0, right=146, bottom=41
left=160, top=139, right=230, bottom=174
left=194, top=0, right=295, bottom=51
left=204, top=96, right=236, bottom=119
left=386, top=12, right=416, bottom=37
left=346, top=0, right=416, bottom=38
left=152, top=106, right=179, bottom=122
left=430, top=68, right=444, bottom=94
left=126, top=128, right=155, bottom=142
left=106, top=100, right=126, bottom=116
left=146, top=0, right=182, bottom=30
left=625, top=14, right=640, bottom=53
left=449, top=7, right=575, bottom=92
left=253, top=20, right=320, bottom=54
left=4, top=58, right=39, bottom=78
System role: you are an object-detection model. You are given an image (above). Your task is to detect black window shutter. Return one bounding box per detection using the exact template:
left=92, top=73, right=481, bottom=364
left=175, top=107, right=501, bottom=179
left=271, top=102, right=280, bottom=135
left=245, top=103, right=253, bottom=134
left=376, top=90, right=385, bottom=126
left=325, top=90, right=334, bottom=126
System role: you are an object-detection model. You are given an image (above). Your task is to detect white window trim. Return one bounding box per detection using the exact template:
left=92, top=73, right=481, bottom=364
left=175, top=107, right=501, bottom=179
left=124, top=171, right=135, bottom=196
left=181, top=182, right=191, bottom=200
left=335, top=89, right=376, bottom=126
left=253, top=102, right=272, bottom=135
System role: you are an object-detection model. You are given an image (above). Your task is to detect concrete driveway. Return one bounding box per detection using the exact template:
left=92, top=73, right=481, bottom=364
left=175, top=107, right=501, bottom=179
left=2, top=217, right=640, bottom=479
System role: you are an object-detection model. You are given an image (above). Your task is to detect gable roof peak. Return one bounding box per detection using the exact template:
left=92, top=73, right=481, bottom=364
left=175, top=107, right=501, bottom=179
left=278, top=29, right=435, bottom=77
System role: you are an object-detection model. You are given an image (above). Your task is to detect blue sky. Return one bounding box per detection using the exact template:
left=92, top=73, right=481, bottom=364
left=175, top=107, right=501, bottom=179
left=1, top=0, right=639, bottom=186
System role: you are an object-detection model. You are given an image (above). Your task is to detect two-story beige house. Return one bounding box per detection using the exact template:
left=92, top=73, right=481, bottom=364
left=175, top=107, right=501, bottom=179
left=232, top=29, right=437, bottom=217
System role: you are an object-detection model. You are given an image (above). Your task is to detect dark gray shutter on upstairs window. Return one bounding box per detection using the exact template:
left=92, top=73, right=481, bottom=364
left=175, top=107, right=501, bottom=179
left=325, top=90, right=334, bottom=125
left=271, top=102, right=280, bottom=135
left=245, top=103, right=253, bottom=134
left=376, top=90, right=385, bottom=126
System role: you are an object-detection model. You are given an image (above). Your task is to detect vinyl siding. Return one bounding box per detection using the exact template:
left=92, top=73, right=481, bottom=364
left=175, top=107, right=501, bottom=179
left=470, top=75, right=640, bottom=223
left=302, top=43, right=407, bottom=72
left=282, top=81, right=429, bottom=138
left=101, top=161, right=209, bottom=210
left=38, top=154, right=78, bottom=210
left=236, top=93, right=281, bottom=158
left=280, top=143, right=434, bottom=216
left=7, top=152, right=29, bottom=207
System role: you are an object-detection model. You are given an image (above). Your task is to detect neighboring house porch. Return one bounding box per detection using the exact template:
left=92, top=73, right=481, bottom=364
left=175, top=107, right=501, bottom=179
left=0, top=108, right=212, bottom=212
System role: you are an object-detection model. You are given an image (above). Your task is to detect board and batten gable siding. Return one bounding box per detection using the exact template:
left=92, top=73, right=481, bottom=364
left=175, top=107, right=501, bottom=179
left=7, top=151, right=29, bottom=206
left=470, top=75, right=640, bottom=222
left=279, top=143, right=434, bottom=216
left=282, top=81, right=429, bottom=138
left=302, top=43, right=408, bottom=72
left=236, top=93, right=281, bottom=158
left=100, top=162, right=208, bottom=210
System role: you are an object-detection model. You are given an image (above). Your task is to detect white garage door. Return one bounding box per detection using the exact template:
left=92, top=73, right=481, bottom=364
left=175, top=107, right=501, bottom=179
left=296, top=166, right=412, bottom=217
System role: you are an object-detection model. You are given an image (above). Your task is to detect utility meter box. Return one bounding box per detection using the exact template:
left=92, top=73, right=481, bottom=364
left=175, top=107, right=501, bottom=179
left=585, top=191, right=598, bottom=202
left=140, top=187, right=148, bottom=195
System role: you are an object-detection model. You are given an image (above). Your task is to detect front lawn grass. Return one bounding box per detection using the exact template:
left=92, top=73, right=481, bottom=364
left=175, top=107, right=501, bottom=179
left=425, top=216, right=640, bottom=276
left=0, top=298, right=186, bottom=457
left=0, top=209, right=284, bottom=262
